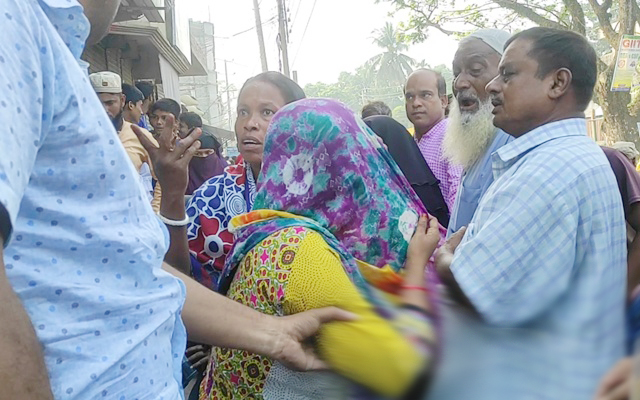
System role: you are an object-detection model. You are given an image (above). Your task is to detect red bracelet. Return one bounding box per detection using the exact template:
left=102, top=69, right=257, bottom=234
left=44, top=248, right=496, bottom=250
left=401, top=285, right=429, bottom=292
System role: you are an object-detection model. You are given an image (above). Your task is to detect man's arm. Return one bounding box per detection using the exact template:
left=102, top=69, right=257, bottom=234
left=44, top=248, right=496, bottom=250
left=0, top=228, right=53, bottom=399
left=0, top=8, right=54, bottom=397
left=162, top=263, right=355, bottom=371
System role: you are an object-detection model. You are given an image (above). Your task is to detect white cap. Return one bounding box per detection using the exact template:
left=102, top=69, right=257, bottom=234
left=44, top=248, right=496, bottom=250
left=464, top=29, right=512, bottom=56
left=89, top=71, right=122, bottom=94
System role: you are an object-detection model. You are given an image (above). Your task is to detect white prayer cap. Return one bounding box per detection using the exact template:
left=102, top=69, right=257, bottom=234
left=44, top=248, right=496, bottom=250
left=89, top=71, right=122, bottom=94
left=462, top=29, right=512, bottom=56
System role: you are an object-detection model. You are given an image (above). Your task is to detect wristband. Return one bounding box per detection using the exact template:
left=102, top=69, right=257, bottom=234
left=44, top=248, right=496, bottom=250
left=157, top=213, right=190, bottom=227
left=401, top=285, right=429, bottom=293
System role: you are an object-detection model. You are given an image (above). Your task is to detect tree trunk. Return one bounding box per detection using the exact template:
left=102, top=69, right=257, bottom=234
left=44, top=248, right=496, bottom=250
left=595, top=63, right=639, bottom=144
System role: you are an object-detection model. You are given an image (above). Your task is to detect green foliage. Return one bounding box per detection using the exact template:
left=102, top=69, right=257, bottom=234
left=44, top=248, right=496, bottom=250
left=304, top=22, right=454, bottom=128
left=367, top=22, right=417, bottom=86
left=378, top=0, right=640, bottom=143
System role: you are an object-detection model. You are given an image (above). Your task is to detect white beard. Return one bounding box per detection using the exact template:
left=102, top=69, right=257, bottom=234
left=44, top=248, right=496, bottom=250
left=443, top=99, right=497, bottom=170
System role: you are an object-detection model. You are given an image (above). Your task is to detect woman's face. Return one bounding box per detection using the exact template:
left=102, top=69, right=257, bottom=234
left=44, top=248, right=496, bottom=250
left=235, top=81, right=286, bottom=171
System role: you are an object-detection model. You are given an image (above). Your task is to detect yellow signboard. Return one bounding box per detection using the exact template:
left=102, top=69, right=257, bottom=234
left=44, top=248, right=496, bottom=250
left=611, top=35, right=640, bottom=91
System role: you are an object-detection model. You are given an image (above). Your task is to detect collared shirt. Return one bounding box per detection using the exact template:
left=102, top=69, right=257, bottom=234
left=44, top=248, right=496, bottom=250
left=429, top=119, right=626, bottom=399
left=416, top=119, right=463, bottom=210
left=0, top=1, right=186, bottom=398
left=447, top=129, right=513, bottom=236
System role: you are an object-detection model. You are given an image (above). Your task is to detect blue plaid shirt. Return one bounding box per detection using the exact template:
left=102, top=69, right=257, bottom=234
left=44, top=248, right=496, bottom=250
left=430, top=118, right=627, bottom=399
left=0, top=1, right=186, bottom=398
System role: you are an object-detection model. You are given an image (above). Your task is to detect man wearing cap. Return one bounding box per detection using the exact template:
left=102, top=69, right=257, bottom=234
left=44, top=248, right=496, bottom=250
left=90, top=71, right=161, bottom=212
left=426, top=30, right=513, bottom=400
left=443, top=29, right=513, bottom=237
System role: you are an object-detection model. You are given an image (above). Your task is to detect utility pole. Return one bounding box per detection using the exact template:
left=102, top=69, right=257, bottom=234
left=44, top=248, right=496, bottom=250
left=277, top=0, right=290, bottom=77
left=224, top=60, right=232, bottom=130
left=252, top=0, right=268, bottom=72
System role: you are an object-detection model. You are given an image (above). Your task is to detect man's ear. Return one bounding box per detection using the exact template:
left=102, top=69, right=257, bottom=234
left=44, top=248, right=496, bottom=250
left=440, top=94, right=449, bottom=109
left=548, top=67, right=572, bottom=101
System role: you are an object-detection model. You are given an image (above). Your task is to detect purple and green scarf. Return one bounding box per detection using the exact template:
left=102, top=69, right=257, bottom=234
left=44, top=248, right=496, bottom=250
left=219, top=98, right=444, bottom=313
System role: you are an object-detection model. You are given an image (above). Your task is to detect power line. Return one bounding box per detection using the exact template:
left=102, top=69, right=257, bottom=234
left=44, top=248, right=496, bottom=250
left=291, top=0, right=318, bottom=67
left=230, top=15, right=277, bottom=37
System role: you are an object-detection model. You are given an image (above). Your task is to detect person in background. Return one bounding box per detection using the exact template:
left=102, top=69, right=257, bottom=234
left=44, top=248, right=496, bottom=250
left=141, top=72, right=306, bottom=290
left=0, top=1, right=349, bottom=399
left=121, top=83, right=145, bottom=126
left=443, top=29, right=513, bottom=237
left=135, top=80, right=155, bottom=130
left=612, top=141, right=640, bottom=167
left=122, top=83, right=154, bottom=200
left=361, top=100, right=392, bottom=119
left=90, top=71, right=161, bottom=211
left=202, top=98, right=441, bottom=399
left=178, top=112, right=229, bottom=195
left=432, top=27, right=626, bottom=399
left=405, top=69, right=462, bottom=211
left=179, top=111, right=203, bottom=139
left=602, top=146, right=640, bottom=295
left=150, top=98, right=181, bottom=137
left=365, top=115, right=450, bottom=227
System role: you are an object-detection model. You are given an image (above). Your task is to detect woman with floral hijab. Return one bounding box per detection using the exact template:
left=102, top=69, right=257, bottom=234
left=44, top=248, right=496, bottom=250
left=182, top=72, right=306, bottom=289
left=200, top=99, right=443, bottom=399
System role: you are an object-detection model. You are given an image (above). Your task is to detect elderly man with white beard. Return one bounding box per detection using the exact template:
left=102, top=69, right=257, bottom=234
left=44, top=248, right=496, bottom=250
left=443, top=29, right=513, bottom=237
left=425, top=29, right=513, bottom=400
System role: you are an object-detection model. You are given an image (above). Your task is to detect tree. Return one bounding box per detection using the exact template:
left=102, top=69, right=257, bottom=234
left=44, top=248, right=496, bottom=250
left=367, top=22, right=417, bottom=87
left=305, top=63, right=409, bottom=125
left=380, top=0, right=640, bottom=144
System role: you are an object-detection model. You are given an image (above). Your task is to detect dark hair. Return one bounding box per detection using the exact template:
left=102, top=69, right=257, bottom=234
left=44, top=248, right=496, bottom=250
left=361, top=101, right=392, bottom=119
left=135, top=81, right=155, bottom=100
left=505, top=27, right=597, bottom=110
left=180, top=112, right=203, bottom=129
left=408, top=69, right=447, bottom=97
left=150, top=98, right=181, bottom=119
left=239, top=72, right=306, bottom=104
left=122, top=83, right=144, bottom=105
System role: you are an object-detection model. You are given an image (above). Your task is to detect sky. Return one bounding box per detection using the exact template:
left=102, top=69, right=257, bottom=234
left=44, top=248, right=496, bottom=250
left=180, top=0, right=459, bottom=89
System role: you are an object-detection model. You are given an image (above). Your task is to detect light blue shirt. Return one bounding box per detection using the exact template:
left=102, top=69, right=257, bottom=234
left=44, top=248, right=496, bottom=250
left=429, top=119, right=627, bottom=399
left=0, top=1, right=186, bottom=399
left=447, top=129, right=512, bottom=236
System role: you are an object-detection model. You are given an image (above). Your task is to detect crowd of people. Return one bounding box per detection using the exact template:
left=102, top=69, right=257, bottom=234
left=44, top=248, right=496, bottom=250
left=2, top=0, right=640, bottom=399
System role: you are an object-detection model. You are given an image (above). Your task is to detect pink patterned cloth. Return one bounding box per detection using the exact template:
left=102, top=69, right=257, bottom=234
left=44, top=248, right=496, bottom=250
left=416, top=119, right=463, bottom=211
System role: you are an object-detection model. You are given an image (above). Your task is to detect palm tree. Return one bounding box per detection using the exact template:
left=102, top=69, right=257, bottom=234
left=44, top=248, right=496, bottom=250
left=367, top=23, right=416, bottom=87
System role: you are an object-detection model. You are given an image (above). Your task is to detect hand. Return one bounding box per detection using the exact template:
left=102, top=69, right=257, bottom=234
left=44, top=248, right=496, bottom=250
left=594, top=357, right=632, bottom=400
left=267, top=307, right=356, bottom=371
left=435, top=227, right=466, bottom=279
left=406, top=215, right=441, bottom=267
left=132, top=115, right=201, bottom=196
left=186, top=344, right=211, bottom=374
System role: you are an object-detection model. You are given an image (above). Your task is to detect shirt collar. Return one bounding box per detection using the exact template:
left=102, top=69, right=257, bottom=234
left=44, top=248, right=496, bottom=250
left=417, top=118, right=448, bottom=142
left=38, top=0, right=90, bottom=59
left=494, top=118, right=587, bottom=165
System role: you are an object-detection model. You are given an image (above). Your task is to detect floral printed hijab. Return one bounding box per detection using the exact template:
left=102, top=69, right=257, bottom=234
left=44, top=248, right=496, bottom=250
left=220, top=99, right=445, bottom=302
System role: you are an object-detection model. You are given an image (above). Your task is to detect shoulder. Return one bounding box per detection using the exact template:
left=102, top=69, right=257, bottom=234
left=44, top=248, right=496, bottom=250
left=263, top=228, right=335, bottom=261
left=518, top=136, right=610, bottom=184
left=495, top=137, right=616, bottom=208
left=188, top=174, right=226, bottom=211
left=264, top=226, right=321, bottom=246
left=120, top=122, right=157, bottom=146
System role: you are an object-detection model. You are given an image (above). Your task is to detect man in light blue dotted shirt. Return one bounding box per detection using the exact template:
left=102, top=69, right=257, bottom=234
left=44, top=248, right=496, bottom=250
left=0, top=1, right=351, bottom=399
left=432, top=28, right=626, bottom=399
